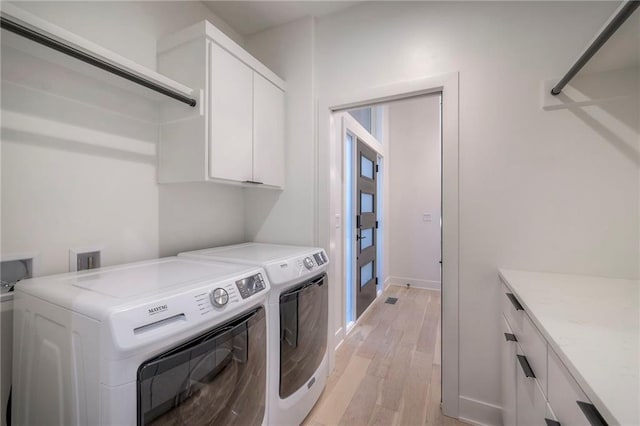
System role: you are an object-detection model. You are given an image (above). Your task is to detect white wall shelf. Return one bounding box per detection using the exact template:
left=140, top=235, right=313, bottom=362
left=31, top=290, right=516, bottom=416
left=0, top=3, right=197, bottom=107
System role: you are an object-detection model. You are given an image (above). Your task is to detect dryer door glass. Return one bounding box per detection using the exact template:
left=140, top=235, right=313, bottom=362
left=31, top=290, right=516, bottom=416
left=279, top=273, right=328, bottom=398
left=137, top=307, right=266, bottom=425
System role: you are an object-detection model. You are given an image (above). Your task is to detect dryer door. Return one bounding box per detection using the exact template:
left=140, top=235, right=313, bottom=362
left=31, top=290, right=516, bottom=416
left=137, top=307, right=266, bottom=426
left=279, top=273, right=328, bottom=398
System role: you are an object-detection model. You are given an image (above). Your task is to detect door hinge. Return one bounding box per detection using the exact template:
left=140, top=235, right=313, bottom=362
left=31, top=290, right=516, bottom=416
left=375, top=277, right=378, bottom=285
left=356, top=215, right=361, bottom=228
left=375, top=164, right=379, bottom=173
left=375, top=220, right=379, bottom=229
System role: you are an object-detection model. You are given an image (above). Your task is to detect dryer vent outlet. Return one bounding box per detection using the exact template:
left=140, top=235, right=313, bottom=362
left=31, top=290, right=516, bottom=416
left=70, top=248, right=102, bottom=272
left=77, top=251, right=100, bottom=271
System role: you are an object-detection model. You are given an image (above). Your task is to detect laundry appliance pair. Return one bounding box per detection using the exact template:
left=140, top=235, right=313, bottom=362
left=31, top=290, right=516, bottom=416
left=11, top=243, right=328, bottom=426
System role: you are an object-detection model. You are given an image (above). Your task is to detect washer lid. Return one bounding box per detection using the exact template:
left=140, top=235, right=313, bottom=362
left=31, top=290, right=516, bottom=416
left=69, top=258, right=253, bottom=298
left=185, top=243, right=317, bottom=263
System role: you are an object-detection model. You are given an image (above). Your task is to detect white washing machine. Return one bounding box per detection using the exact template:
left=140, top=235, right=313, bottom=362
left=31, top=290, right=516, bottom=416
left=179, top=243, right=329, bottom=426
left=11, top=256, right=271, bottom=426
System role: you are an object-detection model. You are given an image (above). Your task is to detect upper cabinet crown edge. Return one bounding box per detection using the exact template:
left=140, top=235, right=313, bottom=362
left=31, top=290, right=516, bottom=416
left=158, top=20, right=286, bottom=91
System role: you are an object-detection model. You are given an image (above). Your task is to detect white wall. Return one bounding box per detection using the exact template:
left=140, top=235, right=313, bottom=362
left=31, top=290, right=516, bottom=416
left=0, top=4, right=245, bottom=424
left=243, top=17, right=317, bottom=246
left=388, top=95, right=441, bottom=289
left=1, top=1, right=247, bottom=275
left=315, top=2, right=638, bottom=424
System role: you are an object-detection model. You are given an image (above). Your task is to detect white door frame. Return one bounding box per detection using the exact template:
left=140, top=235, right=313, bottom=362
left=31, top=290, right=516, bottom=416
left=317, top=72, right=460, bottom=418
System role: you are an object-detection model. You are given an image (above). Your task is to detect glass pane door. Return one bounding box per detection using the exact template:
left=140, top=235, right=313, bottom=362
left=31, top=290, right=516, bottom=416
left=355, top=138, right=378, bottom=318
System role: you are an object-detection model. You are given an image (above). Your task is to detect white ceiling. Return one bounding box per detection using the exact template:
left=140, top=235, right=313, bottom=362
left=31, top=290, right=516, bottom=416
left=202, top=1, right=360, bottom=36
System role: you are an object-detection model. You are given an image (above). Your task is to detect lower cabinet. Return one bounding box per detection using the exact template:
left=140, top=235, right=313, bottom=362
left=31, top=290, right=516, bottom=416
left=500, top=277, right=607, bottom=426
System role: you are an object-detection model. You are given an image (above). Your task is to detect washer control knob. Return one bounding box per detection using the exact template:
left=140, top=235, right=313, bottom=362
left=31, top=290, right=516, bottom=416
left=210, top=288, right=229, bottom=307
left=303, top=257, right=314, bottom=270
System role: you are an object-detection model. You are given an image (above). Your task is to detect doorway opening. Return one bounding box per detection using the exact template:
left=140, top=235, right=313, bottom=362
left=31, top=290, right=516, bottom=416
left=321, top=73, right=459, bottom=417
left=341, top=93, right=442, bottom=329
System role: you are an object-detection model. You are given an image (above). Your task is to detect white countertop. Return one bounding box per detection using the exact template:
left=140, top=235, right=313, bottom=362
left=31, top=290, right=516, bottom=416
left=499, top=269, right=639, bottom=426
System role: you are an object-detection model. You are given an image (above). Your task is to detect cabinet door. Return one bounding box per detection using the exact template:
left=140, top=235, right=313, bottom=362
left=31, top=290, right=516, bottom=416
left=501, top=316, right=517, bottom=426
left=253, top=72, right=285, bottom=188
left=209, top=42, right=253, bottom=182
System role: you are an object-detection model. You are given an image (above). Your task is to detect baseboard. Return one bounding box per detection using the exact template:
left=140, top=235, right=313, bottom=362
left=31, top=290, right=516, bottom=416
left=334, top=327, right=344, bottom=352
left=388, top=276, right=441, bottom=290
left=383, top=276, right=393, bottom=291
left=458, top=396, right=502, bottom=426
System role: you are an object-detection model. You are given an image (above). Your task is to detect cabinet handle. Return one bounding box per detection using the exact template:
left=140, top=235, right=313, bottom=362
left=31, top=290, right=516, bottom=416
left=244, top=180, right=264, bottom=185
left=504, top=333, right=517, bottom=342
left=506, top=293, right=524, bottom=311
left=577, top=401, right=608, bottom=426
left=545, top=419, right=561, bottom=426
left=516, top=354, right=536, bottom=378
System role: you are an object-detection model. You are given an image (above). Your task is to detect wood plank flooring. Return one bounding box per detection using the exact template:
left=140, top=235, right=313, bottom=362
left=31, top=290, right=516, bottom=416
left=303, top=286, right=467, bottom=426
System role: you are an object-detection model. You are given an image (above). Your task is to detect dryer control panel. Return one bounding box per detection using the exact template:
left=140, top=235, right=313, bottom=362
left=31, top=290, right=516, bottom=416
left=235, top=273, right=266, bottom=299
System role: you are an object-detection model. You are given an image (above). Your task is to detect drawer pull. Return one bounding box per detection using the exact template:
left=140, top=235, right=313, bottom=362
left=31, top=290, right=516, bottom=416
left=504, top=333, right=518, bottom=342
left=516, top=354, right=536, bottom=378
left=506, top=293, right=524, bottom=310
left=577, top=401, right=608, bottom=426
left=545, top=419, right=561, bottom=426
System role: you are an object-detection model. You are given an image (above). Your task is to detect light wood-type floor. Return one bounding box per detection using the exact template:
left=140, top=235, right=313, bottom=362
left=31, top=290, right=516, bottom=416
left=303, top=286, right=468, bottom=426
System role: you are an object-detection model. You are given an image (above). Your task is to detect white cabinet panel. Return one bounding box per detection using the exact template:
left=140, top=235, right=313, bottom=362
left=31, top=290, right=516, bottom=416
left=548, top=349, right=594, bottom=426
left=253, top=73, right=285, bottom=187
left=157, top=22, right=285, bottom=188
left=501, top=315, right=517, bottom=426
left=516, top=344, right=547, bottom=426
left=521, top=313, right=548, bottom=397
left=502, top=280, right=524, bottom=334
left=208, top=42, right=253, bottom=183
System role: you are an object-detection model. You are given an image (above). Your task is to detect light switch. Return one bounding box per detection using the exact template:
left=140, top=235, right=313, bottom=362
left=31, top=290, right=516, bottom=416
left=423, top=213, right=432, bottom=222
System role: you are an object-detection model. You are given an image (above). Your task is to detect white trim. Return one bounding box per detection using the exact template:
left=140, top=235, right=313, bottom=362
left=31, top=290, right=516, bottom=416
left=388, top=277, right=441, bottom=291
left=383, top=276, right=393, bottom=291
left=318, top=71, right=460, bottom=418
left=458, top=396, right=502, bottom=426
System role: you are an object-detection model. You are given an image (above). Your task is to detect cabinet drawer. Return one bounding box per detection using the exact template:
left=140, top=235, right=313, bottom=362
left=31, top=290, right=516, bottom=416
left=502, top=281, right=524, bottom=334
left=520, top=313, right=548, bottom=397
left=548, top=349, right=605, bottom=426
left=516, top=344, right=547, bottom=426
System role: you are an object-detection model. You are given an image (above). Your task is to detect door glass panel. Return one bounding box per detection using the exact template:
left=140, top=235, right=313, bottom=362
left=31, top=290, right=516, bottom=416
left=360, top=262, right=373, bottom=287
left=279, top=274, right=328, bottom=398
left=361, top=155, right=374, bottom=179
left=360, top=228, right=373, bottom=250
left=361, top=192, right=374, bottom=213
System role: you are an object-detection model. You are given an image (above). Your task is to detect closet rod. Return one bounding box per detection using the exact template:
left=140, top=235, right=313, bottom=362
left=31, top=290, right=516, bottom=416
left=551, top=0, right=639, bottom=96
left=0, top=17, right=197, bottom=107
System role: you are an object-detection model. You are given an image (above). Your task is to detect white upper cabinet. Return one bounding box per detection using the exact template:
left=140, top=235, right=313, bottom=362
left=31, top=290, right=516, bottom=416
left=253, top=73, right=285, bottom=187
left=208, top=42, right=253, bottom=183
left=157, top=21, right=286, bottom=188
